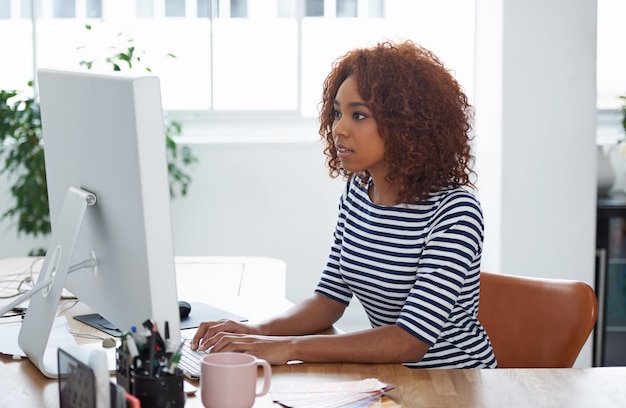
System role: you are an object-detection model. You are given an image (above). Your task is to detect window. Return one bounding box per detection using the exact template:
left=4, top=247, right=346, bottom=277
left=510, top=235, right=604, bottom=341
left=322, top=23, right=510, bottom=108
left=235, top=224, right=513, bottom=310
left=53, top=0, right=75, bottom=18
left=597, top=0, right=626, bottom=110
left=0, top=1, right=10, bottom=19
left=2, top=0, right=622, bottom=131
left=0, top=0, right=476, bottom=124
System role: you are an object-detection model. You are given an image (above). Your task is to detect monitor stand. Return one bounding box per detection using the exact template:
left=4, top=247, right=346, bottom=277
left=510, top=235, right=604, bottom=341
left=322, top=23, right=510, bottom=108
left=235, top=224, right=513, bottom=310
left=18, top=187, right=98, bottom=378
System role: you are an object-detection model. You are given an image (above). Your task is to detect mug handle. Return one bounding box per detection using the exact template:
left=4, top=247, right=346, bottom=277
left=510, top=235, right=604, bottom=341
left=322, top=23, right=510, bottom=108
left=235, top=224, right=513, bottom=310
left=255, top=358, right=272, bottom=397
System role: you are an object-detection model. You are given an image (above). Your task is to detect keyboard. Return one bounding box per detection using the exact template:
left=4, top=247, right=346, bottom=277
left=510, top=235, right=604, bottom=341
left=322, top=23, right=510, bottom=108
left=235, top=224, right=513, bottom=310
left=178, top=340, right=209, bottom=380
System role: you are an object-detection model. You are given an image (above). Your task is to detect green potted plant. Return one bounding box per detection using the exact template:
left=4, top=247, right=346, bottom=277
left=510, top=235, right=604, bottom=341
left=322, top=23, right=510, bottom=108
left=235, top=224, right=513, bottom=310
left=0, top=86, right=48, bottom=243
left=0, top=27, right=196, bottom=255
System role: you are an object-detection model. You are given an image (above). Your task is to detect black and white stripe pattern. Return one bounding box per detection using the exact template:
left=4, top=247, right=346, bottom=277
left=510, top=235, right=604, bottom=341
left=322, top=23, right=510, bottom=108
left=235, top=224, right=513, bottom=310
left=315, top=176, right=497, bottom=368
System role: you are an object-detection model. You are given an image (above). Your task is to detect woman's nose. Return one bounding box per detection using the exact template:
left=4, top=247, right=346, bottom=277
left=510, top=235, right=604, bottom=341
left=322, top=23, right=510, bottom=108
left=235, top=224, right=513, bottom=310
left=332, top=117, right=347, bottom=139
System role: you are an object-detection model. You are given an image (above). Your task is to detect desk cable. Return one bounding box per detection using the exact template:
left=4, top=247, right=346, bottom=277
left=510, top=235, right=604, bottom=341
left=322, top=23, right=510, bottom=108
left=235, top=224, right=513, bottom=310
left=0, top=257, right=97, bottom=317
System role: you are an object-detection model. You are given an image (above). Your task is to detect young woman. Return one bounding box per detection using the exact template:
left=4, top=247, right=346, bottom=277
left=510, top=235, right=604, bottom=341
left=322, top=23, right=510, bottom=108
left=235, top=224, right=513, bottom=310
left=191, top=40, right=497, bottom=369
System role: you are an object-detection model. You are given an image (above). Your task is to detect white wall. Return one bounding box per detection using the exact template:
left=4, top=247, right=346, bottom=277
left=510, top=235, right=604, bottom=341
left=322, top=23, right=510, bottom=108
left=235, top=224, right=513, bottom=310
left=474, top=0, right=598, bottom=367
left=167, top=140, right=345, bottom=305
left=476, top=0, right=598, bottom=281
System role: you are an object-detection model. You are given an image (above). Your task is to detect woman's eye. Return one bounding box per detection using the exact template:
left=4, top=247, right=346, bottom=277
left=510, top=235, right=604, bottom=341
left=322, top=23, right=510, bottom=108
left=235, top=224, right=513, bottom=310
left=332, top=109, right=341, bottom=118
left=353, top=112, right=367, bottom=120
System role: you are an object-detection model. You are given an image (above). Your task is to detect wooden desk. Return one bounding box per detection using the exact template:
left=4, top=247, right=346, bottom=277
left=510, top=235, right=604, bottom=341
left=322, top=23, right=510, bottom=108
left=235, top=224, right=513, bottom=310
left=2, top=257, right=626, bottom=407
left=0, top=255, right=291, bottom=406
left=3, top=356, right=626, bottom=407
left=260, top=365, right=626, bottom=408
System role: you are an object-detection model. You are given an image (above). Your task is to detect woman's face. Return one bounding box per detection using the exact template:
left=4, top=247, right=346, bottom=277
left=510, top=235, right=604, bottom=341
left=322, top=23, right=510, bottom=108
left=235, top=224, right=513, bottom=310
left=331, top=76, right=387, bottom=179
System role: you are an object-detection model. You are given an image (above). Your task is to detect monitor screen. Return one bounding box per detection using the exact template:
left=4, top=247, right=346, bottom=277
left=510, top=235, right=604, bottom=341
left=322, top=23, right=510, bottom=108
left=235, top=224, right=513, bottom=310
left=18, top=68, right=180, bottom=377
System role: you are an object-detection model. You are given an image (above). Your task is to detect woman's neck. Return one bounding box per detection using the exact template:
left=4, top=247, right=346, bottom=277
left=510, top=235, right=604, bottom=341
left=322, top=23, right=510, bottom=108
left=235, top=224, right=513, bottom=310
left=368, top=177, right=400, bottom=206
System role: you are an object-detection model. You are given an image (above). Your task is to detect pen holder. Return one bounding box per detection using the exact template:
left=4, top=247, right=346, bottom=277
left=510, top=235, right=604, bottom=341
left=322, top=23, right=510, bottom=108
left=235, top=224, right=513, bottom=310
left=115, top=347, right=132, bottom=393
left=131, top=368, right=185, bottom=407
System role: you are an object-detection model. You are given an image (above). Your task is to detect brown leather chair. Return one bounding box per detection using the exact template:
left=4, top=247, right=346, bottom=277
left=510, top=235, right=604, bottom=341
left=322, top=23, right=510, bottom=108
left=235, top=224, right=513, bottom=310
left=478, top=271, right=598, bottom=368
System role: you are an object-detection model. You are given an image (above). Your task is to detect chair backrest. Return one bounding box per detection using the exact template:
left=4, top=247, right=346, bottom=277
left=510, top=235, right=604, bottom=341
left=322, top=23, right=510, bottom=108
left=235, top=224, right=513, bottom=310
left=478, top=272, right=598, bottom=368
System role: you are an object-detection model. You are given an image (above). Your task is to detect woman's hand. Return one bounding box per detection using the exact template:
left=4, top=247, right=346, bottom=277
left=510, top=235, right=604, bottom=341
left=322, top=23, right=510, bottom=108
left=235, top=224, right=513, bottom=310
left=209, top=333, right=297, bottom=365
left=190, top=319, right=262, bottom=351
left=189, top=294, right=348, bottom=364
left=191, top=320, right=296, bottom=365
left=191, top=318, right=430, bottom=366
left=191, top=294, right=344, bottom=352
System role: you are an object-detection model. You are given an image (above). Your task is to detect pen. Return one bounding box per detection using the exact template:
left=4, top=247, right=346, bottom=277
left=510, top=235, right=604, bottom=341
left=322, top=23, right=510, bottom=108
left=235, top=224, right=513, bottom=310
left=164, top=321, right=171, bottom=351
left=147, top=330, right=156, bottom=377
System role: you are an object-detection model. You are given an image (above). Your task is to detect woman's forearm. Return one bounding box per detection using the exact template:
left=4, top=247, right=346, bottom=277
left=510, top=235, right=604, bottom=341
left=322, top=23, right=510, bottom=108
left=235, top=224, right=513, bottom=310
left=258, top=293, right=346, bottom=336
left=289, top=324, right=429, bottom=364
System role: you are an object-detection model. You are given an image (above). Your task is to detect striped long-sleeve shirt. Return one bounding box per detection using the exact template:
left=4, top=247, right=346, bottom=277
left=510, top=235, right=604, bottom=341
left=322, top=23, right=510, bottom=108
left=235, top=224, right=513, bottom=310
left=315, top=176, right=497, bottom=368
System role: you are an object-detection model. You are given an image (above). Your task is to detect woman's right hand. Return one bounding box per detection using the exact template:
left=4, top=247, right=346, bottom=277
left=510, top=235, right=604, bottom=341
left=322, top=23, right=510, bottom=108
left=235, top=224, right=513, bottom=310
left=190, top=319, right=262, bottom=351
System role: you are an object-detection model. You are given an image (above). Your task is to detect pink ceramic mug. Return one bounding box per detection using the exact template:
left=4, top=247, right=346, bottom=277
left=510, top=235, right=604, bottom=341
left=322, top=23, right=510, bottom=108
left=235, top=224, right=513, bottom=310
left=200, top=352, right=272, bottom=408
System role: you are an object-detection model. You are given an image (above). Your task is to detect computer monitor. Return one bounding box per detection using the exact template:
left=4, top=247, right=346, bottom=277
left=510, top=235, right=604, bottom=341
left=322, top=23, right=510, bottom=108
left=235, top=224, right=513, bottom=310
left=18, top=68, right=180, bottom=378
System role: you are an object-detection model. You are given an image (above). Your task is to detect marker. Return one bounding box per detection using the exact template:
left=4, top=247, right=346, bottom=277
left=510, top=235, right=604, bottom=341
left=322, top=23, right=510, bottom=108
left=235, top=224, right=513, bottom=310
left=126, top=333, right=139, bottom=358
left=130, top=326, right=146, bottom=349
left=164, top=321, right=171, bottom=351
left=142, top=319, right=154, bottom=331
left=143, top=319, right=165, bottom=351
left=165, top=341, right=184, bottom=374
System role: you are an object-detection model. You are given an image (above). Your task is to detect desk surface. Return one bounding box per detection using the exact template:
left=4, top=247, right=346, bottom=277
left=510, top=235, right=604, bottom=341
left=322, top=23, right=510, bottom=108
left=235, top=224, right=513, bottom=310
left=265, top=364, right=625, bottom=408
left=2, top=355, right=626, bottom=407
left=2, top=257, right=626, bottom=407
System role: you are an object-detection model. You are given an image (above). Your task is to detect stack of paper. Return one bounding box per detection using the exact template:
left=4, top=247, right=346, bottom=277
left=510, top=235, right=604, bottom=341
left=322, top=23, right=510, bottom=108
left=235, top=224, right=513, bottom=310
left=0, top=315, right=76, bottom=357
left=271, top=378, right=400, bottom=407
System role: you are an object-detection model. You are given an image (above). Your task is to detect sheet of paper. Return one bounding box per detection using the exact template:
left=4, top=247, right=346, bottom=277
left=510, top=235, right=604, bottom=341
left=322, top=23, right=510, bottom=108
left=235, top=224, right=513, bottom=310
left=0, top=315, right=26, bottom=356
left=271, top=378, right=398, bottom=408
left=273, top=392, right=383, bottom=408
left=0, top=315, right=77, bottom=357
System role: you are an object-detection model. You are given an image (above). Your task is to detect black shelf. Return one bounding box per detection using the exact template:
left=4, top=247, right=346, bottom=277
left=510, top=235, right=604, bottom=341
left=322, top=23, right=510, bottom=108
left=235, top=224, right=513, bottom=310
left=595, top=192, right=626, bottom=366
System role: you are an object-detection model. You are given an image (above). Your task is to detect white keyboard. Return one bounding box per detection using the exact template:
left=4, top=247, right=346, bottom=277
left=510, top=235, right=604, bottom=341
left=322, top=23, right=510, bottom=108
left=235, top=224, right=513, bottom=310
left=178, top=341, right=209, bottom=380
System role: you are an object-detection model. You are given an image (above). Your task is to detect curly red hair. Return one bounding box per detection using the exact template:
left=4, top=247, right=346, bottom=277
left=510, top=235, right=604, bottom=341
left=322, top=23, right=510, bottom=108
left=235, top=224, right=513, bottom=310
left=319, top=40, right=476, bottom=204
